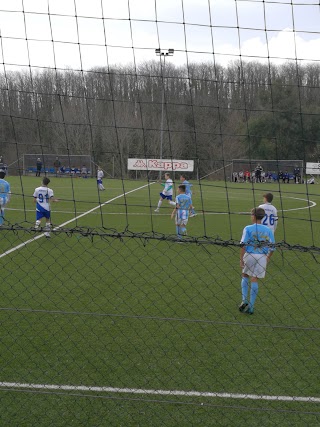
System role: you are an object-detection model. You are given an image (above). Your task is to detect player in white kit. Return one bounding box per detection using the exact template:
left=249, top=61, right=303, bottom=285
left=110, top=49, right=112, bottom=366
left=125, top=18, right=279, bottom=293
left=259, top=192, right=278, bottom=233
left=154, top=173, right=176, bottom=212
left=97, top=167, right=105, bottom=191
left=33, top=177, right=58, bottom=238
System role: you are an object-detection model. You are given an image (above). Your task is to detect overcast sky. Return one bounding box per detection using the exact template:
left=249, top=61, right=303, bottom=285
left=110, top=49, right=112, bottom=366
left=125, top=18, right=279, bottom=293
left=0, top=0, right=319, bottom=71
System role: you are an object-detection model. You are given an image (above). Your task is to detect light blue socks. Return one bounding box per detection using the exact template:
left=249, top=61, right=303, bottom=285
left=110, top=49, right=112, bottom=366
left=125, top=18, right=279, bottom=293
left=0, top=209, right=4, bottom=225
left=250, top=282, right=259, bottom=309
left=241, top=277, right=249, bottom=302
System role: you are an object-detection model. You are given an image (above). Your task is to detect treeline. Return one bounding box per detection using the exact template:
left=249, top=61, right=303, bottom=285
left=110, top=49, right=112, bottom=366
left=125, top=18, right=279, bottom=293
left=1, top=60, right=320, bottom=177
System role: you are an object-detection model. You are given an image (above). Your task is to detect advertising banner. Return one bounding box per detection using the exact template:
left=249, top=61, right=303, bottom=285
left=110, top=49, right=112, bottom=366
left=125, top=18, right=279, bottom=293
left=128, top=158, right=194, bottom=172
left=306, top=163, right=320, bottom=175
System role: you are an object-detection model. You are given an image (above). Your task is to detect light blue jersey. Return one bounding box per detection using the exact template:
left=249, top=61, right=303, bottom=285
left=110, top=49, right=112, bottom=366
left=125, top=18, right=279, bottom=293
left=182, top=180, right=193, bottom=197
left=175, top=193, right=192, bottom=221
left=0, top=178, right=10, bottom=225
left=0, top=178, right=10, bottom=205
left=241, top=223, right=275, bottom=255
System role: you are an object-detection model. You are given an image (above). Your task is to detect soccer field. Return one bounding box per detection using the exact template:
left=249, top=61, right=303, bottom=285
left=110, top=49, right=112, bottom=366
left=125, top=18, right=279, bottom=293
left=1, top=176, right=320, bottom=426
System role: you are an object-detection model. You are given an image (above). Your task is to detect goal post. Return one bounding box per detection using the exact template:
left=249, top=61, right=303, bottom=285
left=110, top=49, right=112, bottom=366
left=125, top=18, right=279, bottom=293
left=23, top=154, right=93, bottom=177
left=231, top=159, right=304, bottom=182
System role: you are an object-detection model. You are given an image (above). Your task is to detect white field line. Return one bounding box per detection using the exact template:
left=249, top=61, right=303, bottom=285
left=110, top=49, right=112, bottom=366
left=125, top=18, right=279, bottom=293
left=0, top=382, right=319, bottom=403
left=0, top=183, right=154, bottom=259
left=6, top=197, right=317, bottom=216
left=284, top=197, right=317, bottom=212
left=6, top=209, right=169, bottom=216
left=205, top=196, right=317, bottom=215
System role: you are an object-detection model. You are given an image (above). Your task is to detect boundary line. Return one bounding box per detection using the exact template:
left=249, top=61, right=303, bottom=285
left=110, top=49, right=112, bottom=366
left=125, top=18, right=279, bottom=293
left=5, top=196, right=316, bottom=216
left=0, top=183, right=154, bottom=259
left=284, top=197, right=317, bottom=212
left=0, top=382, right=319, bottom=403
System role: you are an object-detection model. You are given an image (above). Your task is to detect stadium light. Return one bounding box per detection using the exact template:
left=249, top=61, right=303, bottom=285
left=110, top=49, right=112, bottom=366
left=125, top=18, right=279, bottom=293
left=155, top=49, right=174, bottom=179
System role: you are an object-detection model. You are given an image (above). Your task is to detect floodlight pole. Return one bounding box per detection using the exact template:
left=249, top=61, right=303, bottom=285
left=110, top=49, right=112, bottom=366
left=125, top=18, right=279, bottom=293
left=155, top=48, right=174, bottom=180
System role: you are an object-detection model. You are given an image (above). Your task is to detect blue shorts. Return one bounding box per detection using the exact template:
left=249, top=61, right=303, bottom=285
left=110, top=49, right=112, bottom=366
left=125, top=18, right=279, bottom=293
left=160, top=193, right=172, bottom=201
left=97, top=179, right=103, bottom=185
left=36, top=210, right=51, bottom=220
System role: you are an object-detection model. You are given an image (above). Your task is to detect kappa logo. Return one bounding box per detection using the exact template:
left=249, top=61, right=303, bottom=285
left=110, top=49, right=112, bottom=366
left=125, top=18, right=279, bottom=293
left=129, top=158, right=193, bottom=171
left=148, top=160, right=189, bottom=170
left=133, top=160, right=147, bottom=168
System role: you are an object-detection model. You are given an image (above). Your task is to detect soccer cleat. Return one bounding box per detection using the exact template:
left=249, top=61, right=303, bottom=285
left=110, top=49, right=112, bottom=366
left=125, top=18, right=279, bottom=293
left=154, top=208, right=159, bottom=213
left=246, top=307, right=254, bottom=315
left=239, top=301, right=249, bottom=312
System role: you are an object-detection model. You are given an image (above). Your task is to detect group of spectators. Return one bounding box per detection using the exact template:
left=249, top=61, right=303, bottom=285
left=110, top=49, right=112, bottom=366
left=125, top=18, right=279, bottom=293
left=233, top=164, right=302, bottom=184
left=36, top=157, right=89, bottom=178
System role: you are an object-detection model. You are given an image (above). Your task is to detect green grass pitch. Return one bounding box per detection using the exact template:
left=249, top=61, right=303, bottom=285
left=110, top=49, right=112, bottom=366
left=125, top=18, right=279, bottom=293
left=0, top=176, right=320, bottom=426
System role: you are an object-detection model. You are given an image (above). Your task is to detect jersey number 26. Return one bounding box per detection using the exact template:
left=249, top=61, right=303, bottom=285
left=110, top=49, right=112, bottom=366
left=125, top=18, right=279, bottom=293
left=263, top=213, right=275, bottom=226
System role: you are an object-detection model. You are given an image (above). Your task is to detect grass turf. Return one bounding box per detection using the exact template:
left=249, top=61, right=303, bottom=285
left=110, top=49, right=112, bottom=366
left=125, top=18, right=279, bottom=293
left=0, top=176, right=320, bottom=426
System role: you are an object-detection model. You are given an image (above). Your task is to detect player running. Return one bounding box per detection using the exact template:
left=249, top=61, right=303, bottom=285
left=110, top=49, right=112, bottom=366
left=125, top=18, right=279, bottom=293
left=0, top=168, right=11, bottom=226
left=154, top=172, right=176, bottom=212
left=171, top=184, right=192, bottom=240
left=33, top=177, right=58, bottom=238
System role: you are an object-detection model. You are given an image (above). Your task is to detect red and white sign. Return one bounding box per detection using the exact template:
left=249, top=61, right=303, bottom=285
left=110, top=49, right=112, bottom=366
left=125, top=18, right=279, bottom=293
left=128, top=158, right=194, bottom=172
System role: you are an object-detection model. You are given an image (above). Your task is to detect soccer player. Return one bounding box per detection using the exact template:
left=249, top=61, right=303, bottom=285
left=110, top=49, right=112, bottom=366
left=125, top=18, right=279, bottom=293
left=180, top=174, right=196, bottom=217
left=283, top=171, right=290, bottom=184
left=33, top=177, right=58, bottom=238
left=307, top=176, right=315, bottom=184
left=232, top=171, right=238, bottom=183
left=244, top=170, right=250, bottom=182
left=81, top=165, right=88, bottom=178
left=154, top=172, right=176, bottom=212
left=53, top=157, right=61, bottom=177
left=239, top=207, right=275, bottom=315
left=0, top=168, right=11, bottom=226
left=293, top=166, right=301, bottom=184
left=36, top=158, right=42, bottom=177
left=255, top=163, right=263, bottom=183
left=278, top=170, right=283, bottom=182
left=171, top=184, right=192, bottom=240
left=97, top=167, right=105, bottom=191
left=259, top=192, right=278, bottom=234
